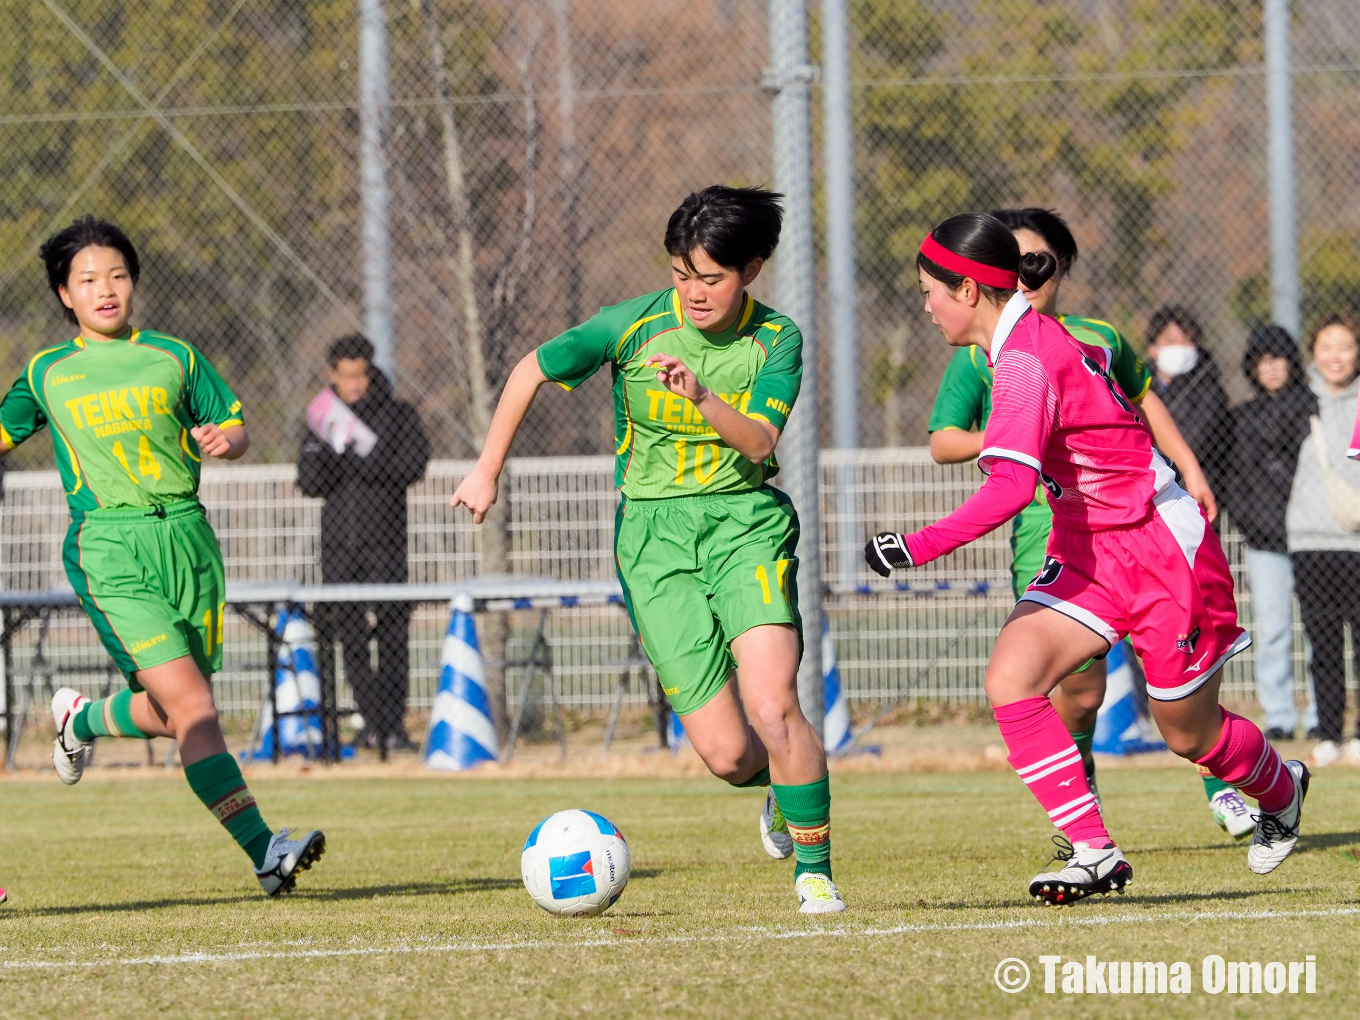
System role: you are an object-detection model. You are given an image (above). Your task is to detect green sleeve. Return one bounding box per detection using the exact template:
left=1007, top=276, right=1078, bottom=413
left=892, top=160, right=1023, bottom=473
left=1106, top=329, right=1152, bottom=402
left=748, top=323, right=802, bottom=431
left=927, top=346, right=989, bottom=432
left=186, top=347, right=244, bottom=428
left=536, top=294, right=660, bottom=391
left=0, top=370, right=46, bottom=449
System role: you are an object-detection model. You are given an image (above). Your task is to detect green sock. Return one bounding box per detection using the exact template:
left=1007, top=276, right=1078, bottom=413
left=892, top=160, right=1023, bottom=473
left=1069, top=727, right=1095, bottom=761
left=772, top=774, right=832, bottom=880
left=184, top=753, right=274, bottom=869
left=1198, top=764, right=1233, bottom=800
left=73, top=689, right=148, bottom=742
left=732, top=765, right=771, bottom=788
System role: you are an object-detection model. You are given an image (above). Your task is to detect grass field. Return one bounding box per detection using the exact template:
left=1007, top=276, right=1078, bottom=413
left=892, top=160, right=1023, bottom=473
left=3, top=766, right=1359, bottom=1019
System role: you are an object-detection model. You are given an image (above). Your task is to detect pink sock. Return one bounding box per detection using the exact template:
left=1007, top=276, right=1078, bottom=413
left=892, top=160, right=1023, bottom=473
left=1196, top=709, right=1295, bottom=813
left=994, top=697, right=1111, bottom=846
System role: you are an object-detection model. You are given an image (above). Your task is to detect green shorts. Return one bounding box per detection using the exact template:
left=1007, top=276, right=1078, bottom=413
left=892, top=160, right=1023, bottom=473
left=616, top=486, right=802, bottom=716
left=63, top=499, right=226, bottom=686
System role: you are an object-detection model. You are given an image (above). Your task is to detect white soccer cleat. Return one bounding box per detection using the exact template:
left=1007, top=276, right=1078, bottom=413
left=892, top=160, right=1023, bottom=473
left=1209, top=788, right=1256, bottom=840
left=255, top=828, right=326, bottom=896
left=1311, top=740, right=1341, bottom=769
left=1029, top=837, right=1132, bottom=905
left=795, top=872, right=846, bottom=914
left=50, top=688, right=92, bottom=786
left=1342, top=738, right=1360, bottom=765
left=760, top=788, right=794, bottom=860
left=1248, top=760, right=1309, bottom=876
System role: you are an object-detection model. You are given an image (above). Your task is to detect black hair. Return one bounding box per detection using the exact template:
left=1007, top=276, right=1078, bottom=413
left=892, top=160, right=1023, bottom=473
left=990, top=207, right=1078, bottom=277
left=915, top=212, right=1057, bottom=303
left=664, top=185, right=783, bottom=272
left=327, top=333, right=375, bottom=368
left=1307, top=312, right=1360, bottom=353
left=1241, top=323, right=1305, bottom=391
left=1145, top=305, right=1204, bottom=348
left=38, top=216, right=141, bottom=325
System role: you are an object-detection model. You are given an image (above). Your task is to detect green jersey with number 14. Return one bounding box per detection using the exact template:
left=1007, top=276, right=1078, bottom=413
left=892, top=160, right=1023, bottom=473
left=536, top=288, right=802, bottom=499
left=0, top=330, right=243, bottom=516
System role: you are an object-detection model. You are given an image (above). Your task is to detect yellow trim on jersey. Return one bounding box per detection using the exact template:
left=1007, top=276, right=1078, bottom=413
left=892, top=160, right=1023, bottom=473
left=554, top=381, right=574, bottom=392
left=672, top=289, right=684, bottom=326
left=217, top=418, right=244, bottom=430
left=615, top=420, right=634, bottom=456
left=0, top=424, right=13, bottom=450
left=936, top=425, right=964, bottom=432
left=736, top=294, right=755, bottom=332
left=26, top=345, right=69, bottom=393
left=137, top=330, right=195, bottom=373
left=614, top=311, right=675, bottom=360
left=55, top=429, right=84, bottom=495
left=179, top=428, right=201, bottom=464
left=1128, top=376, right=1152, bottom=402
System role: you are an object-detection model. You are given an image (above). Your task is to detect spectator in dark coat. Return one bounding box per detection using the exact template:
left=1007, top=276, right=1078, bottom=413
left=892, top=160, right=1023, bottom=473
left=1224, top=324, right=1316, bottom=741
left=1145, top=305, right=1233, bottom=501
left=298, top=334, right=430, bottom=751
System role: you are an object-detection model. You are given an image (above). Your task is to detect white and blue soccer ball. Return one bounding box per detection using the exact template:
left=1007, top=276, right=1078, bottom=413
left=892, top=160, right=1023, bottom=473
left=521, top=809, right=630, bottom=916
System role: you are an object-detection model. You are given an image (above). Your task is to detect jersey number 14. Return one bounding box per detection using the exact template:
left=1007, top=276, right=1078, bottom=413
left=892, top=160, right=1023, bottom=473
left=112, top=435, right=163, bottom=485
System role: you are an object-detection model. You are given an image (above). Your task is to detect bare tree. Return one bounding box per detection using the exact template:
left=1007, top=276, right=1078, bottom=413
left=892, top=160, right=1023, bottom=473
left=416, top=0, right=540, bottom=743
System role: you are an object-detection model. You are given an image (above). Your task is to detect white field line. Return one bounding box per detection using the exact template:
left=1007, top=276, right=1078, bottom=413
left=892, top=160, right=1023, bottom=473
left=3, top=906, right=1358, bottom=971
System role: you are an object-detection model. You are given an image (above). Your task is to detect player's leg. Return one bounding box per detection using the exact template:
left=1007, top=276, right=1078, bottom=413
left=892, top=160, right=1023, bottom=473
left=1050, top=659, right=1105, bottom=802
left=1134, top=500, right=1306, bottom=874
left=986, top=600, right=1133, bottom=903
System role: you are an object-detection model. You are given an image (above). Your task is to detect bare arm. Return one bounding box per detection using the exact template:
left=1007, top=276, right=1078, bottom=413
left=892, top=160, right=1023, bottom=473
left=645, top=353, right=780, bottom=463
left=450, top=352, right=549, bottom=523
left=1135, top=388, right=1217, bottom=523
left=928, top=428, right=985, bottom=465
left=191, top=423, right=250, bottom=461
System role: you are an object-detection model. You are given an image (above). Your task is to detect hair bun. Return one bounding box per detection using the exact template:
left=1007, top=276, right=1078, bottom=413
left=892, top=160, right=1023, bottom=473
left=1017, top=251, right=1057, bottom=291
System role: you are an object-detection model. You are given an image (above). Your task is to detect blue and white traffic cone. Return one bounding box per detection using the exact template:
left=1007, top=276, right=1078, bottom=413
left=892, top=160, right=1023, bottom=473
left=244, top=605, right=325, bottom=760
left=424, top=594, right=498, bottom=771
left=821, top=622, right=853, bottom=755
left=1093, top=640, right=1167, bottom=755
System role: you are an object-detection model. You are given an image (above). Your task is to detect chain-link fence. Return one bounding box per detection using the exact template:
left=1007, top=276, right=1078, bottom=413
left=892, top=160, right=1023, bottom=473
left=1, top=1, right=1357, bottom=754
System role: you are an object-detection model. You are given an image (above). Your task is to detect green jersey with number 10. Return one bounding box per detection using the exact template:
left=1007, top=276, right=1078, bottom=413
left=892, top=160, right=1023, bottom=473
left=536, top=288, right=802, bottom=499
left=0, top=330, right=243, bottom=517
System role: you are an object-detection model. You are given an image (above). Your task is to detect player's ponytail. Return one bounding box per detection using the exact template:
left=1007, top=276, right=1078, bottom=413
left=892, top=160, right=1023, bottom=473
left=1018, top=251, right=1058, bottom=292
left=916, top=212, right=1022, bottom=305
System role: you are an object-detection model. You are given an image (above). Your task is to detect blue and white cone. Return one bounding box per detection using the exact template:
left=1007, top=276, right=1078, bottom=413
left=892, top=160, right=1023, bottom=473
left=822, top=622, right=853, bottom=754
left=666, top=709, right=689, bottom=753
left=1093, top=640, right=1167, bottom=755
left=244, top=605, right=325, bottom=760
left=424, top=594, right=498, bottom=771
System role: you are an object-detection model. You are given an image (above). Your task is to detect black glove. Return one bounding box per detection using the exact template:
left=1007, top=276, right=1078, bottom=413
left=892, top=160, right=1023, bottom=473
left=865, top=532, right=913, bottom=577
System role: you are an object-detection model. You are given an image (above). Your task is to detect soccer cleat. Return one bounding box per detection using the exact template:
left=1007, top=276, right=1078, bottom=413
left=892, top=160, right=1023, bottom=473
left=795, top=872, right=846, bottom=914
left=1029, top=836, right=1132, bottom=905
left=1209, top=788, right=1256, bottom=839
left=50, top=688, right=92, bottom=786
left=1311, top=740, right=1341, bottom=769
left=255, top=828, right=326, bottom=896
left=1342, top=738, right=1360, bottom=765
left=760, top=788, right=794, bottom=860
left=1247, top=760, right=1309, bottom=876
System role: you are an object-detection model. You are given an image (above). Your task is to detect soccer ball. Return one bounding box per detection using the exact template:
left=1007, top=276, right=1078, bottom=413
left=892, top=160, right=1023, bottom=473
left=521, top=809, right=630, bottom=916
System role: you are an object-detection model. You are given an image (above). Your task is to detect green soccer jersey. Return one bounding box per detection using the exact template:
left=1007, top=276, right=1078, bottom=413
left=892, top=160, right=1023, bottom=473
left=0, top=330, right=243, bottom=515
left=536, top=288, right=802, bottom=499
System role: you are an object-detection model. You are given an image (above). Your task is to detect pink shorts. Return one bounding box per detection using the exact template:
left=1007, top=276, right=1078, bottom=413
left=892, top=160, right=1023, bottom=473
left=1020, top=488, right=1250, bottom=701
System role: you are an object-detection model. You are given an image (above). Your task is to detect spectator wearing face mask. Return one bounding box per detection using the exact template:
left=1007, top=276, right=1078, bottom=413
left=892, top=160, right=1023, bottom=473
left=1224, top=325, right=1317, bottom=742
left=1145, top=306, right=1233, bottom=504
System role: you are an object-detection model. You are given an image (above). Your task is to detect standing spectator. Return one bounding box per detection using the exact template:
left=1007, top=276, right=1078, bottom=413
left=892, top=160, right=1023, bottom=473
left=1146, top=305, right=1233, bottom=500
left=298, top=335, right=430, bottom=752
left=1225, top=325, right=1316, bottom=741
left=1287, top=315, right=1360, bottom=767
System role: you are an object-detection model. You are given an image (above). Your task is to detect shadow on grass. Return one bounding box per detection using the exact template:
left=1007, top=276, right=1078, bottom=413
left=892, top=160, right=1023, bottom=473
left=1300, top=831, right=1360, bottom=854
left=906, top=885, right=1300, bottom=914
left=3, top=869, right=665, bottom=917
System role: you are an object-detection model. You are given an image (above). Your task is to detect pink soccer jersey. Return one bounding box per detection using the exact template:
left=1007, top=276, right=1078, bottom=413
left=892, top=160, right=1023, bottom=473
left=978, top=293, right=1177, bottom=531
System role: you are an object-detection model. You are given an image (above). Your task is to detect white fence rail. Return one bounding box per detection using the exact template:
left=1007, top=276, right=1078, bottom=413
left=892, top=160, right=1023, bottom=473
left=0, top=452, right=1302, bottom=716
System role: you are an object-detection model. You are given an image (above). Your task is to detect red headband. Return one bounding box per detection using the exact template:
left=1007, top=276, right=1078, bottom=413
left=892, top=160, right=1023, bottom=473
left=919, top=234, right=1019, bottom=290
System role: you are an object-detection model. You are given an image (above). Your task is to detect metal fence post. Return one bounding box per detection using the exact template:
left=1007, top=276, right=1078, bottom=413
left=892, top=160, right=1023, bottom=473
left=359, top=0, right=396, bottom=378
left=1265, top=0, right=1299, bottom=336
left=766, top=0, right=824, bottom=732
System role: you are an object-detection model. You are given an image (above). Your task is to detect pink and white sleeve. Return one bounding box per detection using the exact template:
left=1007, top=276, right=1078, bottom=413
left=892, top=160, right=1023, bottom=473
left=1349, top=388, right=1360, bottom=460
left=976, top=350, right=1057, bottom=476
